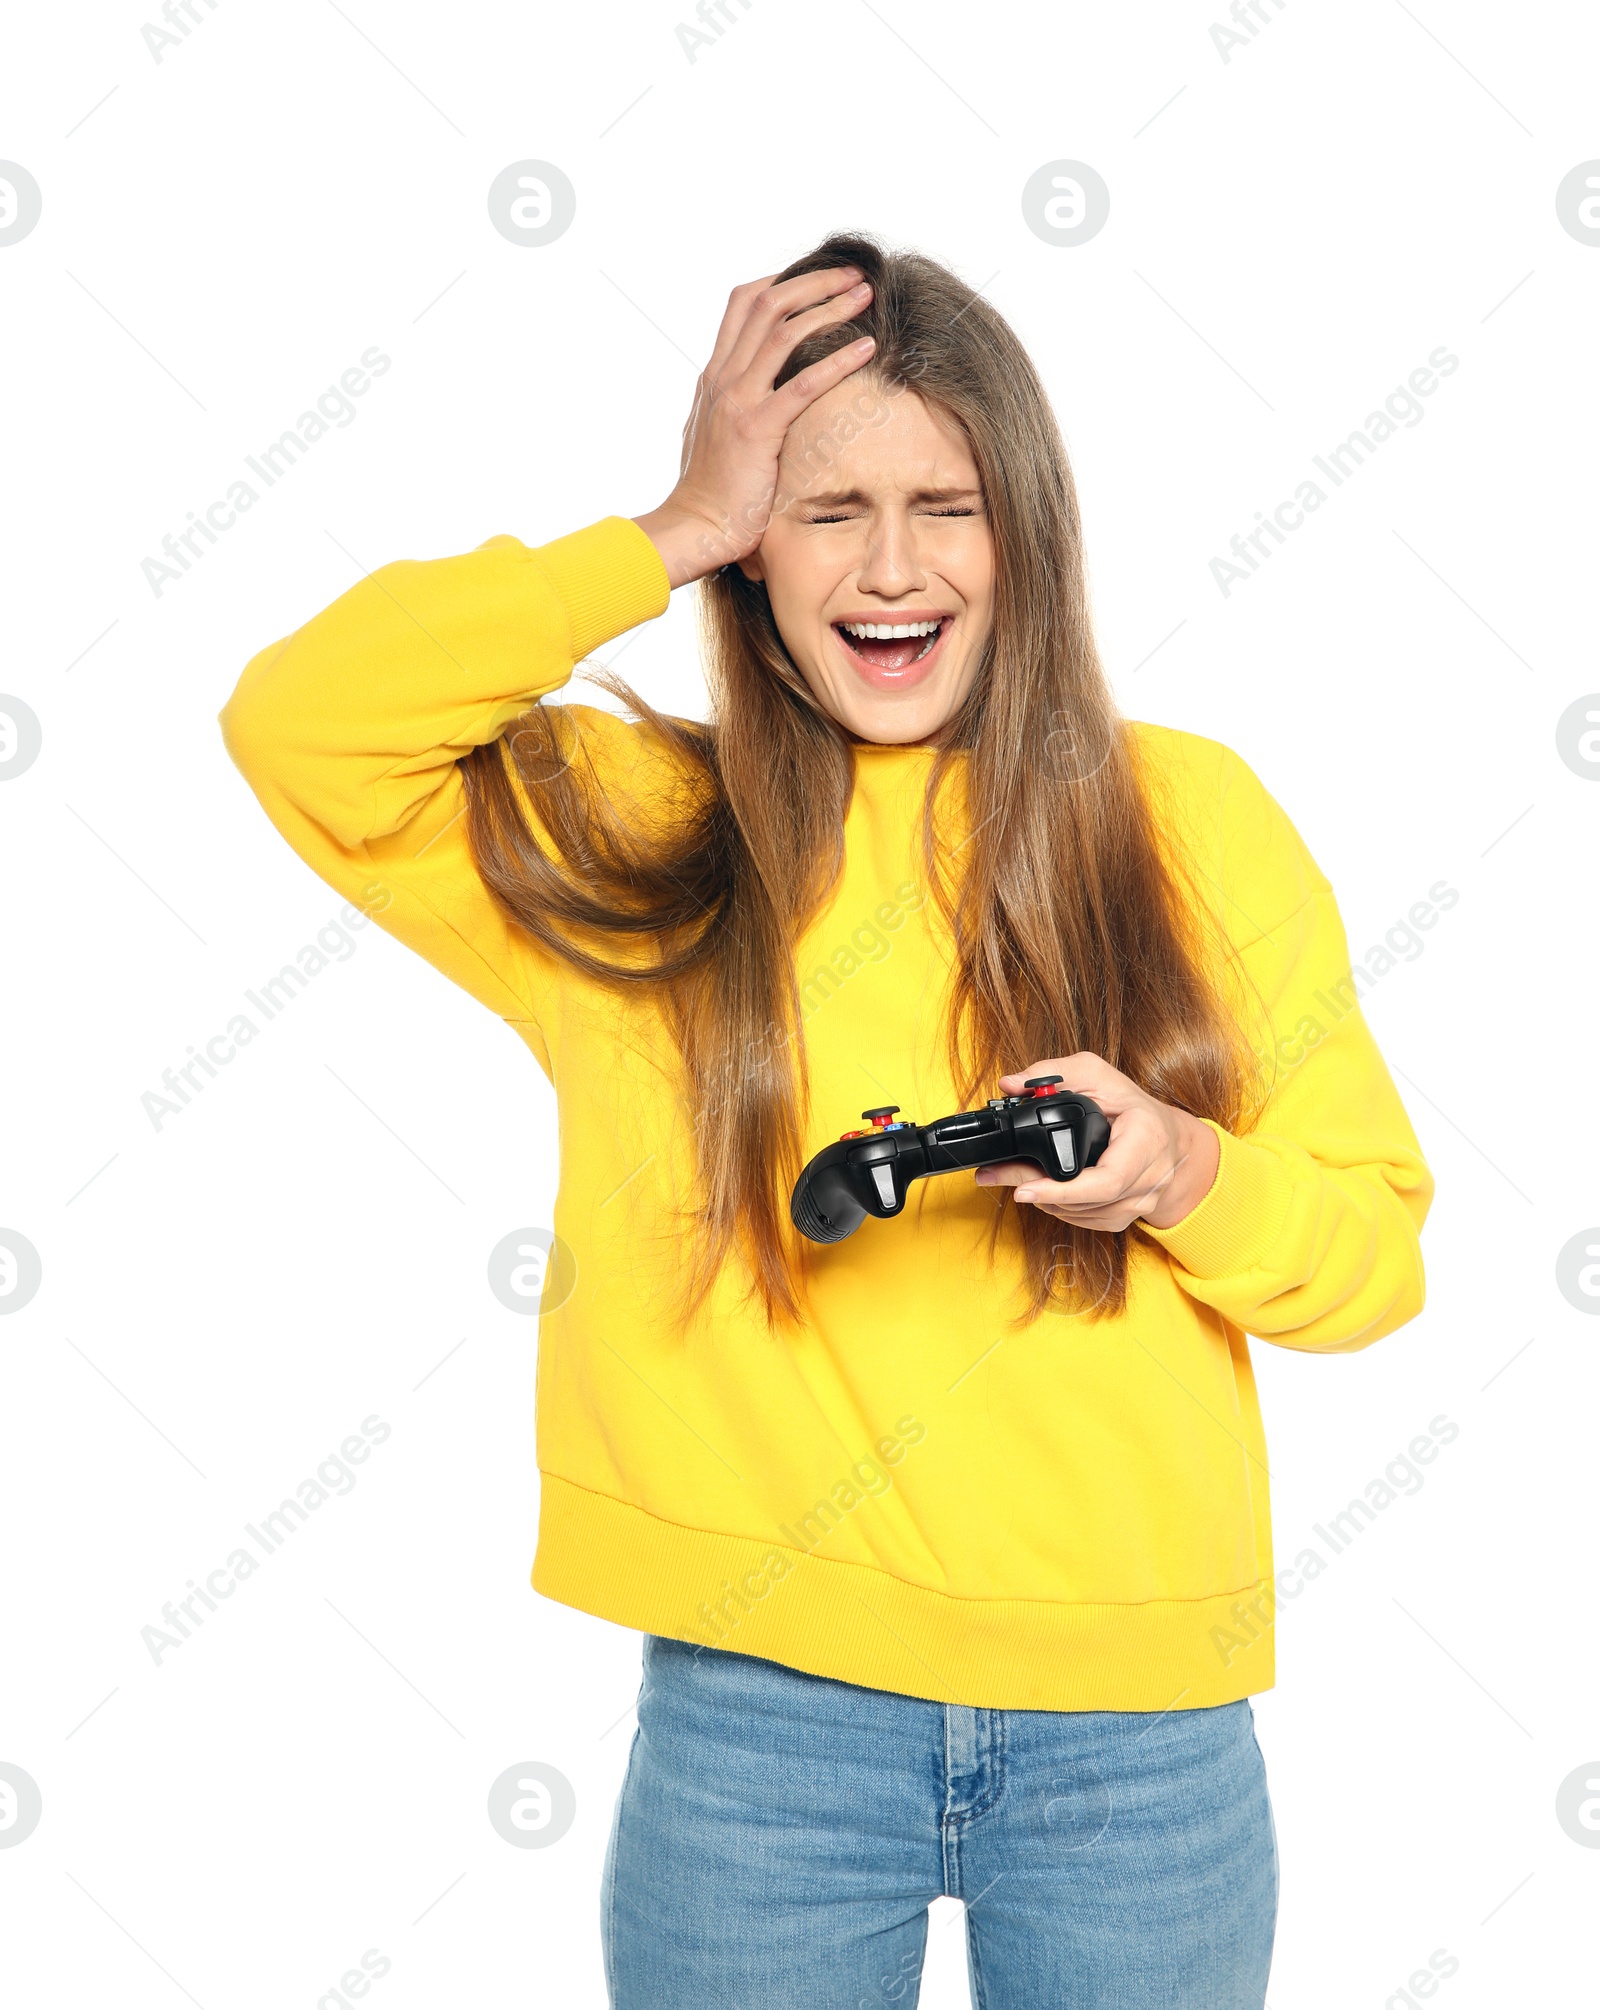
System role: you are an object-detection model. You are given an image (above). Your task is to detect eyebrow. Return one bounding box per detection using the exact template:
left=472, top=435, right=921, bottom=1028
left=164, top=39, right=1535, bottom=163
left=793, top=485, right=984, bottom=509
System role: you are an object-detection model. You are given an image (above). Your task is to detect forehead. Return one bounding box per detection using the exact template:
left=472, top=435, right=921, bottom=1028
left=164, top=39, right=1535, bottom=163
left=778, top=380, right=979, bottom=489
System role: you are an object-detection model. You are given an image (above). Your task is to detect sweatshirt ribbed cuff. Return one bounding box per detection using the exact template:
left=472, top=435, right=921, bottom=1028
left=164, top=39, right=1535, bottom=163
left=1141, top=1119, right=1295, bottom=1279
left=524, top=516, right=671, bottom=663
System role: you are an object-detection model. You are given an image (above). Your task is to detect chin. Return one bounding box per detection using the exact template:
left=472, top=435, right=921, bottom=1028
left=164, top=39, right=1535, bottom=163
left=810, top=669, right=971, bottom=748
left=845, top=707, right=946, bottom=746
left=839, top=675, right=968, bottom=744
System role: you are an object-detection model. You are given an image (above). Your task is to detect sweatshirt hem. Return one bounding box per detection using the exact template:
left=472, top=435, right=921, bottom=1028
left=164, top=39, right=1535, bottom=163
left=532, top=1473, right=1275, bottom=1712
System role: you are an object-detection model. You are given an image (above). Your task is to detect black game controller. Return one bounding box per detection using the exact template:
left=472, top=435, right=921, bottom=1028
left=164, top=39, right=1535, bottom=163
left=791, top=1077, right=1112, bottom=1244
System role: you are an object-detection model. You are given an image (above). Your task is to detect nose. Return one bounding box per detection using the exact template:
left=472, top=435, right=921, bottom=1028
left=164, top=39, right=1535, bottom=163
left=854, top=504, right=927, bottom=600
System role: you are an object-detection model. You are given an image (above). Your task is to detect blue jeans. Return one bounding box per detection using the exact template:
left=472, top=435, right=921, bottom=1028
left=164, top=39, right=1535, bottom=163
left=602, top=1635, right=1277, bottom=2008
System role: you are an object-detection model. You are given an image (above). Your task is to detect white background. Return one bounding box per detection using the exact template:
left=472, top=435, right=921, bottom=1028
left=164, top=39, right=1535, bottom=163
left=2, top=1, right=1597, bottom=2003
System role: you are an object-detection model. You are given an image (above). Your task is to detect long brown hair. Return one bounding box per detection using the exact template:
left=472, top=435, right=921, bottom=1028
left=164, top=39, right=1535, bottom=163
left=462, top=232, right=1258, bottom=1327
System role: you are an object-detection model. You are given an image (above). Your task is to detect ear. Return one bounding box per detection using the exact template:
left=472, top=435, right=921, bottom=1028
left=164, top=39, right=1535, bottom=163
left=735, top=547, right=766, bottom=583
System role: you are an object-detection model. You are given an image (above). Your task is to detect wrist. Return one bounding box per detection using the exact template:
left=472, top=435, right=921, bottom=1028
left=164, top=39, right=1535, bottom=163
left=1142, top=1114, right=1221, bottom=1230
left=632, top=502, right=740, bottom=590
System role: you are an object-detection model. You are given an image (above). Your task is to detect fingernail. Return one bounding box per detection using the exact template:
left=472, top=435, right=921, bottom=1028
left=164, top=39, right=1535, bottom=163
left=853, top=336, right=875, bottom=351
left=1015, top=1189, right=1035, bottom=1204
left=850, top=281, right=871, bottom=298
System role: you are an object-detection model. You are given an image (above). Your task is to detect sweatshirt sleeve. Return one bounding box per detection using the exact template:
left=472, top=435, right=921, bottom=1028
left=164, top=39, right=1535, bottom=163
left=1139, top=742, right=1434, bottom=1354
left=218, top=516, right=671, bottom=1051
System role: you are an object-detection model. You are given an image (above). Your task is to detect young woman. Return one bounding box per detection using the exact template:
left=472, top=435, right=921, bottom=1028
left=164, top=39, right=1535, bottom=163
left=222, top=234, right=1433, bottom=2009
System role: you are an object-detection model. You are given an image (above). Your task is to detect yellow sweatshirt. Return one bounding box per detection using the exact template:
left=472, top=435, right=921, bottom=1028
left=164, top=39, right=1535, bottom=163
left=220, top=515, right=1433, bottom=1712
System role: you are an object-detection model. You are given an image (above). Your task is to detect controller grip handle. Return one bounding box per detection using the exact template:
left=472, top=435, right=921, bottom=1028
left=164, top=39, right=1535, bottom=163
left=1081, top=1101, right=1112, bottom=1170
left=790, top=1160, right=867, bottom=1244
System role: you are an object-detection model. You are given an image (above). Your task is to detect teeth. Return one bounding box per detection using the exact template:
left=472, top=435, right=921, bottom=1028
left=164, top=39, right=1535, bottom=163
left=842, top=619, right=942, bottom=640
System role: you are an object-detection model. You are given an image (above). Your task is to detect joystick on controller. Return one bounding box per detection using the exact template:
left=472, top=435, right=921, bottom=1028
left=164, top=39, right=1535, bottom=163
left=791, top=1077, right=1111, bottom=1244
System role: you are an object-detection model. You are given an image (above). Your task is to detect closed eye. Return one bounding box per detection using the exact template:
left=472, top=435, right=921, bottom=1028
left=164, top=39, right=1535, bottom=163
left=803, top=504, right=981, bottom=525
left=793, top=488, right=984, bottom=525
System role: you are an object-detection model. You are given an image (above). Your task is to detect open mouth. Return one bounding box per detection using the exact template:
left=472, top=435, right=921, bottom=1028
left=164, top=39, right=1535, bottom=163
left=832, top=615, right=952, bottom=681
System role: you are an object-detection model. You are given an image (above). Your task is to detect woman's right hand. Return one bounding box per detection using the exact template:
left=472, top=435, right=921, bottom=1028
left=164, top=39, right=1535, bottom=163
left=633, top=265, right=878, bottom=590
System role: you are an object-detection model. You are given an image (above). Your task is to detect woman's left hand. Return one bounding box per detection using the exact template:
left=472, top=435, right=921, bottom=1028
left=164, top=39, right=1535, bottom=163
left=973, top=1053, right=1221, bottom=1232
